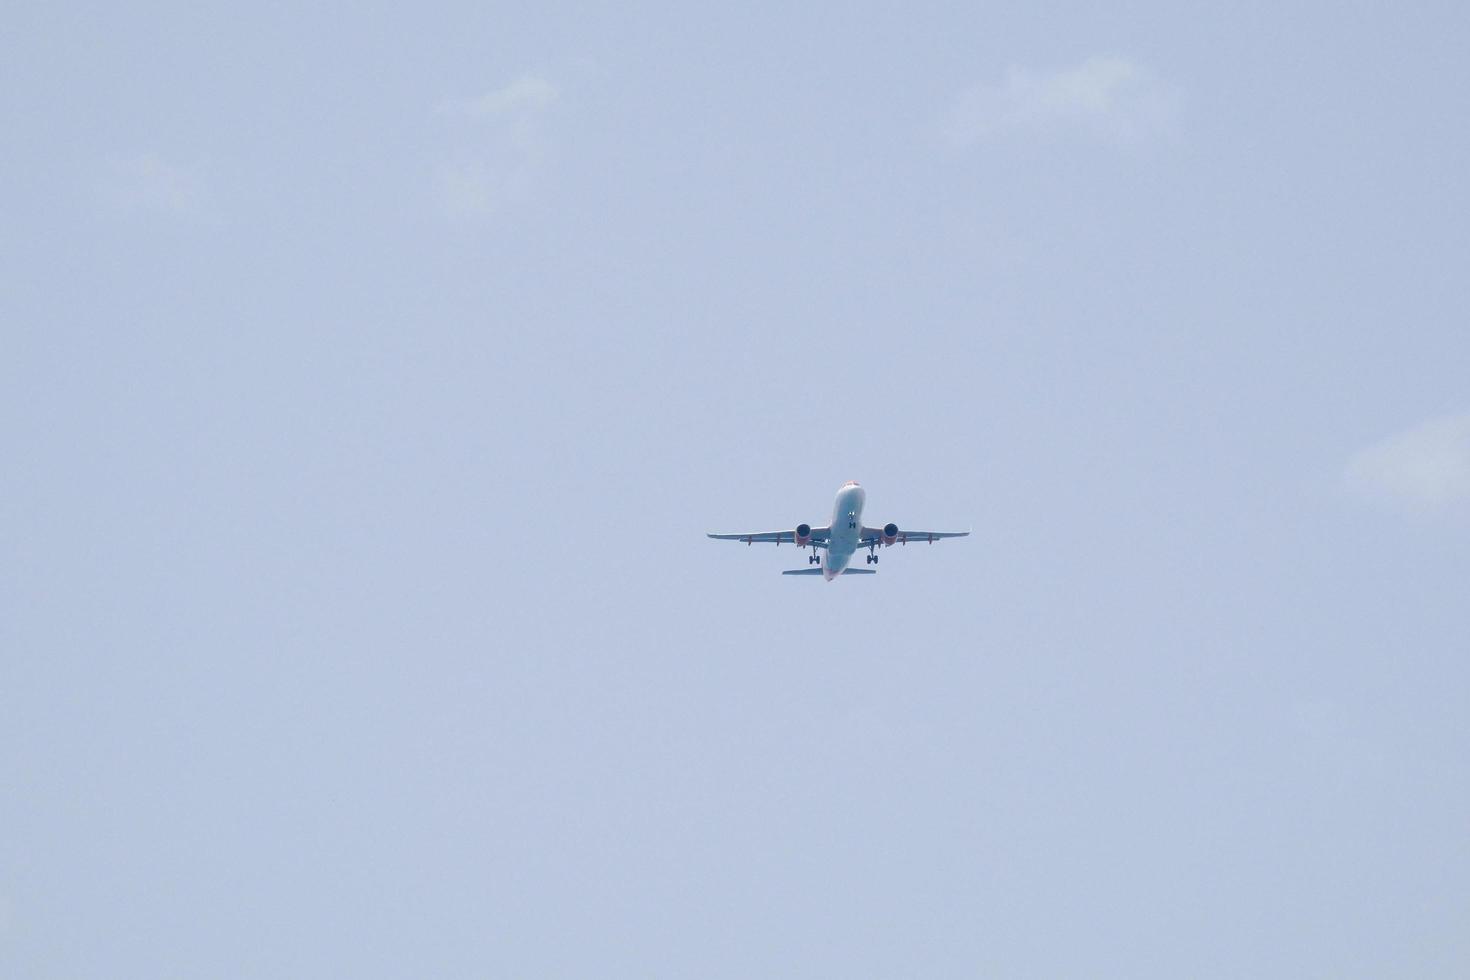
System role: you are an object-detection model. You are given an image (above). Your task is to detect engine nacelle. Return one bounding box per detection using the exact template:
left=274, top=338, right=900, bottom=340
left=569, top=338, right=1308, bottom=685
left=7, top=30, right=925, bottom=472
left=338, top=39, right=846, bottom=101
left=794, top=523, right=812, bottom=547
left=882, top=522, right=899, bottom=546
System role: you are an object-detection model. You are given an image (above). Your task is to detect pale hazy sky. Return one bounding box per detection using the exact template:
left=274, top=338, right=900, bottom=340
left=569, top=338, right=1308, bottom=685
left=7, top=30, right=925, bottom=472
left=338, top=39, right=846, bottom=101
left=3, top=2, right=1468, bottom=977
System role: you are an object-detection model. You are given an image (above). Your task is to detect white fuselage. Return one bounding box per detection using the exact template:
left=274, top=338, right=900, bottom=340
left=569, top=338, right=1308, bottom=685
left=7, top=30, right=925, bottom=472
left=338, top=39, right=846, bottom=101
left=822, top=484, right=866, bottom=581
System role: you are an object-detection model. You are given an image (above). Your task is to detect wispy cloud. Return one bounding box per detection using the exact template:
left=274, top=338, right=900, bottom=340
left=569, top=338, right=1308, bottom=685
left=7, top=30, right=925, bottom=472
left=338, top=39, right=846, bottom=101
left=431, top=160, right=528, bottom=218
left=432, top=75, right=560, bottom=218
left=101, top=152, right=208, bottom=215
left=944, top=56, right=1182, bottom=146
left=437, top=75, right=559, bottom=119
left=1346, top=412, right=1470, bottom=511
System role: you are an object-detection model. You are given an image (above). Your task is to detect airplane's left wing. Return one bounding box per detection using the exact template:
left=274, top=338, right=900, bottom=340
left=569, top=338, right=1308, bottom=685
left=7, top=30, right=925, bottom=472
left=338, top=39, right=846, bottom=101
left=707, top=527, right=830, bottom=547
left=859, top=527, right=970, bottom=546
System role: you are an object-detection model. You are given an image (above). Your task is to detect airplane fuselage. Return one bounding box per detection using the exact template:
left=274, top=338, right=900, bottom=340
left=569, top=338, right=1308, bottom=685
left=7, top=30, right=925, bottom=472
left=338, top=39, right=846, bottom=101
left=822, top=482, right=866, bottom=581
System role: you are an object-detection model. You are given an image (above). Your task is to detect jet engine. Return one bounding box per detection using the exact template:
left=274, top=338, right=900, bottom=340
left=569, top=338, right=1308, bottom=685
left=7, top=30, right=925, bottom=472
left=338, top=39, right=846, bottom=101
left=794, top=523, right=813, bottom=547
left=882, top=523, right=899, bottom=546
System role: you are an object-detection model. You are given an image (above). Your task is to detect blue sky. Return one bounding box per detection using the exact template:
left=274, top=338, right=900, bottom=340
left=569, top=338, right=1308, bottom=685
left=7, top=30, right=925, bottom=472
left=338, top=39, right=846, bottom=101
left=3, top=2, right=1468, bottom=976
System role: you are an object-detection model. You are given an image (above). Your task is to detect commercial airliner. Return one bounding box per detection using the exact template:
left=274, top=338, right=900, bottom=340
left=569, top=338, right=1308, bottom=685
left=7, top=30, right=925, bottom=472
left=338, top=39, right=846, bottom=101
left=708, top=481, right=969, bottom=581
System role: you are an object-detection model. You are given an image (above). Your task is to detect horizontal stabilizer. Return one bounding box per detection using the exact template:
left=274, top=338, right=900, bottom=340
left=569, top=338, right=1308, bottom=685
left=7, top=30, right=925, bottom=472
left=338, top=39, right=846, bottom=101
left=781, top=567, right=876, bottom=575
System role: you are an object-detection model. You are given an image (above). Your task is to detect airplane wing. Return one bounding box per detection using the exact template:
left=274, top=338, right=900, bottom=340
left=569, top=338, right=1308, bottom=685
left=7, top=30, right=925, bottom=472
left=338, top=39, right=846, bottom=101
left=707, top=527, right=830, bottom=547
left=859, top=527, right=970, bottom=546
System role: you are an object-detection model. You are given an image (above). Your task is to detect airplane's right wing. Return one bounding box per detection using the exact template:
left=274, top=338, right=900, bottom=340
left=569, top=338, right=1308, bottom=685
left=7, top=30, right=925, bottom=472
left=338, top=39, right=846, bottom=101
left=707, top=527, right=830, bottom=547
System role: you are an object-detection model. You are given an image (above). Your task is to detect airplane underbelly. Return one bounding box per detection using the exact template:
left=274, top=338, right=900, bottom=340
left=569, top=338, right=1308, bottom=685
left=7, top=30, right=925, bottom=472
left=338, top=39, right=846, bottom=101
left=826, top=527, right=858, bottom=563
left=823, top=486, right=865, bottom=578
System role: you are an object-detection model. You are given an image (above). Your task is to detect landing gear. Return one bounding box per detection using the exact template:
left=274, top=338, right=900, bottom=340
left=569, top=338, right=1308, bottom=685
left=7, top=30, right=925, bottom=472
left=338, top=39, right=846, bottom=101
left=808, top=553, right=820, bottom=565
left=865, top=552, right=879, bottom=564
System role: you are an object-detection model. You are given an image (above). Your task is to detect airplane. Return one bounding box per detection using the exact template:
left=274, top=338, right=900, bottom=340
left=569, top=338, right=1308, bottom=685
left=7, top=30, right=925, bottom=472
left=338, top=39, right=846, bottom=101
left=707, top=481, right=969, bottom=580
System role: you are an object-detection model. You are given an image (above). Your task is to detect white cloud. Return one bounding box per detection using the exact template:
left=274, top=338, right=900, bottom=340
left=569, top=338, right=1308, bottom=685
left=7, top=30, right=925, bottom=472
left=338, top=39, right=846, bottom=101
left=432, top=75, right=559, bottom=218
left=945, top=56, right=1182, bottom=146
left=433, top=160, right=530, bottom=217
left=102, top=152, right=208, bottom=215
left=1346, top=412, right=1470, bottom=511
left=437, top=75, right=559, bottom=118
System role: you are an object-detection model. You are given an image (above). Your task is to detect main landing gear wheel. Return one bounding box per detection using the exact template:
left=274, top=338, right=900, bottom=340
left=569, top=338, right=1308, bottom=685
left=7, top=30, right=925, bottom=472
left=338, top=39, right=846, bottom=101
left=808, top=554, right=819, bottom=565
